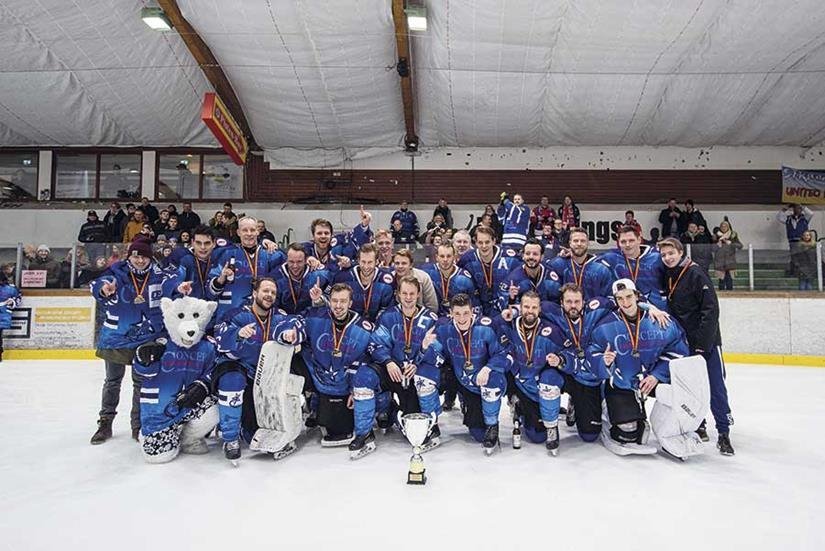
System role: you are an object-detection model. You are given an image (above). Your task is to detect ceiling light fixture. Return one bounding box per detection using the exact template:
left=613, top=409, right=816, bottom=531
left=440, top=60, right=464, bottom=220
left=141, top=6, right=172, bottom=31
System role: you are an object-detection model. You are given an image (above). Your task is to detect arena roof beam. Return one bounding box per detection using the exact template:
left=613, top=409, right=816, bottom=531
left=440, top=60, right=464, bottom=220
left=391, top=0, right=419, bottom=152
left=156, top=0, right=259, bottom=151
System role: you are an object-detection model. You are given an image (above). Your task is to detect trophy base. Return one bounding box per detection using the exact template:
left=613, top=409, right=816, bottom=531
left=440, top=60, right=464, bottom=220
left=407, top=469, right=427, bottom=485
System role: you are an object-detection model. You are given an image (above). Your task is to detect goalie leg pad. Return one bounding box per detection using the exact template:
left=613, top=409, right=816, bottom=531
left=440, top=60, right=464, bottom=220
left=249, top=342, right=304, bottom=453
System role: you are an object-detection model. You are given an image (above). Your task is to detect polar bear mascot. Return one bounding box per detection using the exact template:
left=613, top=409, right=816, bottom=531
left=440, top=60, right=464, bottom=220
left=133, top=296, right=220, bottom=463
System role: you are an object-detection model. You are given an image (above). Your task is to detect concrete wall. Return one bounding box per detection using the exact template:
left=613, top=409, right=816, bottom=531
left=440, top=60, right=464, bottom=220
left=719, top=296, right=825, bottom=356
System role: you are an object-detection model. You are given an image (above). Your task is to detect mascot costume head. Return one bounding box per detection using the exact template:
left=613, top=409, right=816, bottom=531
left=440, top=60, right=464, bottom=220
left=160, top=296, right=216, bottom=348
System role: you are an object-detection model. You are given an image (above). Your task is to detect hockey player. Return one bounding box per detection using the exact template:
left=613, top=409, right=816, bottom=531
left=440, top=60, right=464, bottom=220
left=334, top=244, right=395, bottom=322
left=208, top=216, right=287, bottom=324
left=505, top=239, right=561, bottom=303
left=281, top=283, right=374, bottom=447
left=497, top=193, right=531, bottom=251
left=349, top=276, right=441, bottom=459
left=89, top=239, right=189, bottom=444
left=274, top=243, right=333, bottom=315
left=659, top=237, right=734, bottom=455
left=213, top=278, right=301, bottom=462
left=391, top=249, right=439, bottom=312
left=132, top=297, right=219, bottom=463
left=458, top=226, right=521, bottom=316
left=588, top=279, right=689, bottom=456
left=0, top=270, right=21, bottom=362
left=598, top=225, right=667, bottom=310
left=498, top=291, right=566, bottom=455
left=431, top=294, right=512, bottom=455
left=420, top=242, right=478, bottom=317
left=547, top=227, right=613, bottom=300
left=303, top=207, right=373, bottom=273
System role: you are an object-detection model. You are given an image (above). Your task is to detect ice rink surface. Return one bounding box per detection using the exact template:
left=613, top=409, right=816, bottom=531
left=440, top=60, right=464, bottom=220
left=1, top=360, right=823, bottom=551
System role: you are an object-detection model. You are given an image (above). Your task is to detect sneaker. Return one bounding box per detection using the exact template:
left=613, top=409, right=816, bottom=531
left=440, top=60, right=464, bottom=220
left=90, top=417, right=113, bottom=445
left=717, top=433, right=735, bottom=456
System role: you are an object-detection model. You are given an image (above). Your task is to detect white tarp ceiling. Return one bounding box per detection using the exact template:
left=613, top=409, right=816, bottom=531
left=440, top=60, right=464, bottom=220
left=2, top=0, right=825, bottom=166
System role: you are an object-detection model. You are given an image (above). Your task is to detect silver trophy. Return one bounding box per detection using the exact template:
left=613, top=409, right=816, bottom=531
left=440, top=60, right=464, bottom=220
left=398, top=412, right=437, bottom=485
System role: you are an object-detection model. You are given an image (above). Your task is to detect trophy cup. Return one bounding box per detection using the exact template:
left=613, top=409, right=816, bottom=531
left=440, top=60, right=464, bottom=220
left=398, top=412, right=437, bottom=485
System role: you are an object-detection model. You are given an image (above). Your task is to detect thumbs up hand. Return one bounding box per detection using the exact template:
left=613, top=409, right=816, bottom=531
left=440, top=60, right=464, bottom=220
left=603, top=343, right=616, bottom=367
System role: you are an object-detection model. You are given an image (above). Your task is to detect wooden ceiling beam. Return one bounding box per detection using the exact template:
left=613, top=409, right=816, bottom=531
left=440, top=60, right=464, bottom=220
left=157, top=0, right=259, bottom=151
left=391, top=0, right=418, bottom=150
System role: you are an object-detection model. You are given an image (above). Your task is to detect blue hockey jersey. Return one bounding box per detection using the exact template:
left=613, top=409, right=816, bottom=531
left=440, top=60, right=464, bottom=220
left=302, top=223, right=373, bottom=272
left=0, top=282, right=21, bottom=330
left=506, top=264, right=561, bottom=303
left=497, top=199, right=531, bottom=249
left=91, top=261, right=182, bottom=349
left=369, top=305, right=440, bottom=369
left=495, top=315, right=565, bottom=397
left=588, top=310, right=689, bottom=391
left=333, top=267, right=396, bottom=322
left=214, top=305, right=301, bottom=374
left=547, top=254, right=613, bottom=301
left=419, top=263, right=478, bottom=316
left=598, top=245, right=667, bottom=309
left=458, top=247, right=522, bottom=315
left=273, top=264, right=334, bottom=315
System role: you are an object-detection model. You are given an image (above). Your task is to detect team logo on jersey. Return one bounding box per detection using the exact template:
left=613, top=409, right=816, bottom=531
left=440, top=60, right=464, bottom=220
left=588, top=299, right=600, bottom=310
left=499, top=282, right=508, bottom=291
left=479, top=317, right=492, bottom=326
left=505, top=249, right=516, bottom=257
left=549, top=271, right=559, bottom=281
left=382, top=273, right=394, bottom=284
left=563, top=339, right=572, bottom=347
left=216, top=238, right=228, bottom=247
left=541, top=327, right=552, bottom=336
left=428, top=312, right=439, bottom=321
left=330, top=237, right=338, bottom=247
left=361, top=320, right=373, bottom=331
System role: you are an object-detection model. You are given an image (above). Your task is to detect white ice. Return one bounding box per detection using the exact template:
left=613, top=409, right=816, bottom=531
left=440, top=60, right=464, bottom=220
left=0, top=361, right=823, bottom=551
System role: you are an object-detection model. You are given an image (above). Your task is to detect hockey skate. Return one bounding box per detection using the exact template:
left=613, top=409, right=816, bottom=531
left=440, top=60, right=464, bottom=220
left=565, top=400, right=576, bottom=427
left=321, top=432, right=354, bottom=448
left=376, top=411, right=393, bottom=434
left=482, top=424, right=500, bottom=456
left=223, top=439, right=241, bottom=466
left=696, top=421, right=709, bottom=442
left=272, top=441, right=298, bottom=461
left=348, top=431, right=376, bottom=460
left=546, top=425, right=559, bottom=456
left=419, top=424, right=441, bottom=453
left=717, top=434, right=735, bottom=456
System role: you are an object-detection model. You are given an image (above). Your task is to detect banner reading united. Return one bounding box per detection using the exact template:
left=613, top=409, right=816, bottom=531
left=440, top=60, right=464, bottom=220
left=781, top=166, right=825, bottom=205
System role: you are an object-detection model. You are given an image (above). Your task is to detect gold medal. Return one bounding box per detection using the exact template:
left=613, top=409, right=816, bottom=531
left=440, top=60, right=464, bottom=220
left=464, top=360, right=473, bottom=370
left=130, top=272, right=149, bottom=305
left=133, top=295, right=145, bottom=304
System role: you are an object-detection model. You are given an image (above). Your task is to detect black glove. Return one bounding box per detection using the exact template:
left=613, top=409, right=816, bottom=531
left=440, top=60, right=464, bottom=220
left=135, top=339, right=166, bottom=366
left=176, top=380, right=210, bottom=410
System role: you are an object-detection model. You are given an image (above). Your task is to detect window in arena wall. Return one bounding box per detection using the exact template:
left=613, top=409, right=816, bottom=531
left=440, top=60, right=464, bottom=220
left=0, top=151, right=38, bottom=201
left=54, top=153, right=98, bottom=199
left=99, top=154, right=141, bottom=199
left=157, top=153, right=243, bottom=200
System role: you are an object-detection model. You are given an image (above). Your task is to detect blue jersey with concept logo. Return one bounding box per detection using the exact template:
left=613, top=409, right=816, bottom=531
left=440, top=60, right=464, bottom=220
left=598, top=245, right=667, bottom=309
left=419, top=263, right=478, bottom=317
left=302, top=224, right=373, bottom=272
left=497, top=199, right=531, bottom=249
left=368, top=305, right=440, bottom=368
left=176, top=239, right=231, bottom=300
left=133, top=338, right=218, bottom=434
left=540, top=297, right=613, bottom=386
left=207, top=244, right=287, bottom=324
left=213, top=305, right=302, bottom=375
left=588, top=310, right=689, bottom=391
left=547, top=254, right=613, bottom=301
left=495, top=315, right=565, bottom=398
left=91, top=261, right=182, bottom=349
left=0, top=282, right=21, bottom=329
left=506, top=264, right=561, bottom=303
left=273, top=264, right=334, bottom=315
left=431, top=316, right=512, bottom=395
left=295, top=308, right=374, bottom=396
left=458, top=247, right=522, bottom=315
left=333, top=267, right=396, bottom=322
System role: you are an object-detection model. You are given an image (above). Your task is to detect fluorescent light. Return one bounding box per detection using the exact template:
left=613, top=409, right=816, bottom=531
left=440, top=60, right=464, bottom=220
left=407, top=15, right=427, bottom=31
left=141, top=7, right=172, bottom=31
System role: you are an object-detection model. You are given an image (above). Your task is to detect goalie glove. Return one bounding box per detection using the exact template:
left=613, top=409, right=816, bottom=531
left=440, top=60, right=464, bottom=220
left=135, top=338, right=167, bottom=366
left=176, top=380, right=210, bottom=410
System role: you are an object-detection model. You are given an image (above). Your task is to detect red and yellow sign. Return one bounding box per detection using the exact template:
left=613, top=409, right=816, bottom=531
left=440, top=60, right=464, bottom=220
left=201, top=92, right=248, bottom=165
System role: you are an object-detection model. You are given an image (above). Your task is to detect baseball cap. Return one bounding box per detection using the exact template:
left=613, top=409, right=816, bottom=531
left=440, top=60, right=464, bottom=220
left=611, top=278, right=637, bottom=295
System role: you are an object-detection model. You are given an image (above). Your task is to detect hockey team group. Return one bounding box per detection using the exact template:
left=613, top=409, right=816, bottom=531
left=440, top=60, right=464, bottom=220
left=87, top=199, right=735, bottom=467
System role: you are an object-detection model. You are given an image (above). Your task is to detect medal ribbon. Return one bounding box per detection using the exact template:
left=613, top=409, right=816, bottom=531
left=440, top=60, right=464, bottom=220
left=287, top=269, right=303, bottom=308
left=565, top=315, right=583, bottom=352
left=130, top=272, right=149, bottom=301
left=623, top=255, right=640, bottom=283
left=518, top=320, right=538, bottom=365
left=620, top=312, right=641, bottom=356
left=332, top=318, right=350, bottom=356
left=195, top=257, right=211, bottom=294
left=360, top=269, right=375, bottom=314
left=403, top=308, right=418, bottom=352
left=570, top=257, right=587, bottom=288
left=253, top=310, right=271, bottom=342
left=667, top=261, right=694, bottom=299
left=457, top=325, right=473, bottom=366
left=439, top=266, right=455, bottom=303
left=242, top=247, right=259, bottom=280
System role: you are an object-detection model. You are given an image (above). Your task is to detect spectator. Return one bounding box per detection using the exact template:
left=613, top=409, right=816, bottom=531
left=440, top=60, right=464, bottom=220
left=29, top=245, right=61, bottom=288
left=22, top=244, right=37, bottom=268
left=390, top=218, right=416, bottom=245
left=793, top=230, right=817, bottom=291
left=210, top=211, right=231, bottom=240
left=152, top=209, right=170, bottom=236
left=78, top=210, right=108, bottom=261
left=539, top=224, right=562, bottom=260
left=620, top=210, right=643, bottom=244
left=122, top=209, right=146, bottom=243
left=107, top=244, right=125, bottom=267
left=557, top=194, right=581, bottom=229
left=530, top=194, right=556, bottom=237
left=221, top=202, right=239, bottom=237
left=476, top=204, right=503, bottom=241
left=658, top=197, right=682, bottom=238
left=391, top=200, right=419, bottom=241
left=391, top=248, right=438, bottom=311
left=469, top=213, right=495, bottom=241
left=680, top=221, right=713, bottom=274
left=645, top=227, right=661, bottom=247
left=452, top=229, right=473, bottom=256
left=0, top=269, right=22, bottom=362
left=178, top=230, right=191, bottom=249
left=713, top=219, right=743, bottom=291
left=165, top=215, right=181, bottom=241
left=681, top=200, right=708, bottom=237
left=77, top=256, right=107, bottom=287
left=59, top=247, right=89, bottom=289
left=177, top=202, right=201, bottom=232
left=1, top=263, right=15, bottom=282
left=256, top=220, right=276, bottom=245
left=140, top=197, right=159, bottom=223
left=433, top=198, right=454, bottom=230
left=497, top=192, right=531, bottom=251
left=166, top=204, right=178, bottom=216
left=103, top=202, right=126, bottom=242
left=423, top=213, right=448, bottom=244
left=137, top=223, right=155, bottom=243
left=777, top=203, right=814, bottom=276
left=551, top=218, right=570, bottom=248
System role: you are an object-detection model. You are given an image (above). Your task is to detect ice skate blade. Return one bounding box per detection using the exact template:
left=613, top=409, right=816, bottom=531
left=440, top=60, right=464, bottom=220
left=321, top=435, right=354, bottom=448
left=419, top=437, right=441, bottom=454
left=349, top=442, right=376, bottom=460
left=272, top=443, right=298, bottom=461
left=547, top=448, right=558, bottom=457
left=659, top=448, right=686, bottom=462
left=483, top=444, right=500, bottom=456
